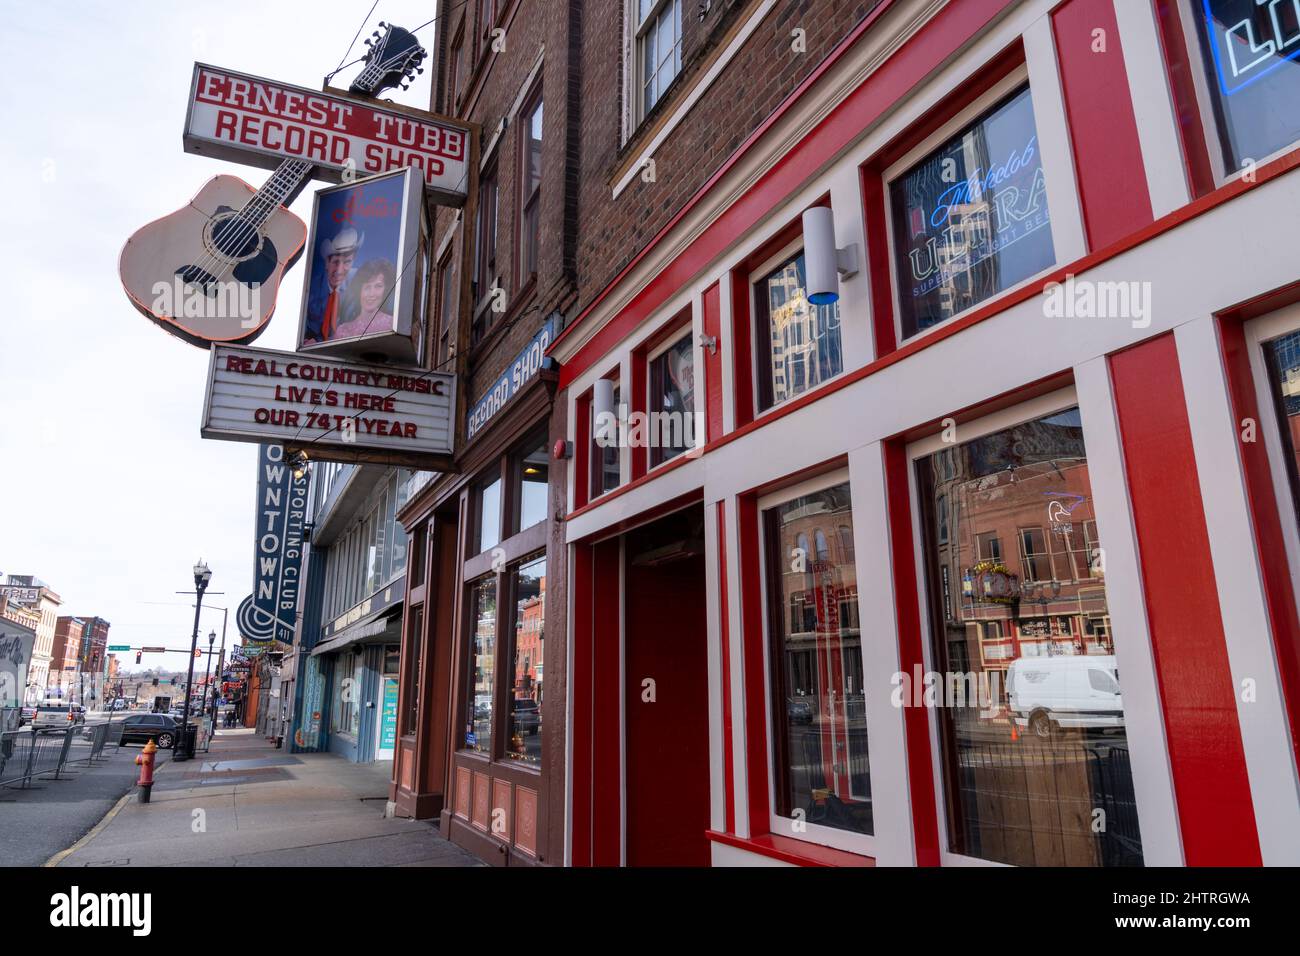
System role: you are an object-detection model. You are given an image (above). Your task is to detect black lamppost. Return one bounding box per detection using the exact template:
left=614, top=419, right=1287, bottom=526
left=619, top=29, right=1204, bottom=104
left=199, top=630, right=216, bottom=731
left=174, top=560, right=211, bottom=761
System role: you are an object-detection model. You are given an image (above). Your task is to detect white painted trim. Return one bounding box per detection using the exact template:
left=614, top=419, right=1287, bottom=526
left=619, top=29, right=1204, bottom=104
left=1175, top=315, right=1300, bottom=863
left=1112, top=0, right=1191, bottom=216
left=1023, top=14, right=1088, bottom=265
left=849, top=441, right=914, bottom=866
left=614, top=0, right=778, bottom=198
left=724, top=494, right=751, bottom=836
left=705, top=497, right=726, bottom=832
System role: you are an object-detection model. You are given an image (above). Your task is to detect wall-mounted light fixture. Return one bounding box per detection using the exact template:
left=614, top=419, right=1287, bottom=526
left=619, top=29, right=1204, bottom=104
left=802, top=206, right=860, bottom=305
left=698, top=333, right=718, bottom=355
left=593, top=378, right=616, bottom=424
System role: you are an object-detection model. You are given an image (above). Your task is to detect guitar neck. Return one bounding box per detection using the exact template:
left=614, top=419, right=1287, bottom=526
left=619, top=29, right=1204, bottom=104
left=243, top=159, right=314, bottom=227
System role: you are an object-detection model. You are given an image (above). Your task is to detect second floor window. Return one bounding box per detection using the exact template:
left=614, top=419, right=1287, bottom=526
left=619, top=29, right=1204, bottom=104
left=474, top=161, right=499, bottom=344
left=636, top=0, right=682, bottom=122
left=518, top=89, right=543, bottom=285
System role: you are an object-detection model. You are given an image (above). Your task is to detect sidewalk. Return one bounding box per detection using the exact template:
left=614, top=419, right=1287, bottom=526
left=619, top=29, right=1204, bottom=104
left=50, top=729, right=481, bottom=867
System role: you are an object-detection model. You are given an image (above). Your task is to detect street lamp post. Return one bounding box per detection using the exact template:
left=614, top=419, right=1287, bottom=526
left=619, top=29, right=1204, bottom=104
left=198, top=630, right=216, bottom=737
left=174, top=559, right=212, bottom=762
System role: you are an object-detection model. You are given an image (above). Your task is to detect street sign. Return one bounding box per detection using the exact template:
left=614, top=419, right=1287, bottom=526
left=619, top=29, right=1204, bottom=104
left=142, top=646, right=167, bottom=653
left=108, top=645, right=130, bottom=651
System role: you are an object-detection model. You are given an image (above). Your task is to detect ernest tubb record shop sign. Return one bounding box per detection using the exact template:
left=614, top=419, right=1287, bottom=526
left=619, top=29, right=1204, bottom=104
left=184, top=63, right=470, bottom=206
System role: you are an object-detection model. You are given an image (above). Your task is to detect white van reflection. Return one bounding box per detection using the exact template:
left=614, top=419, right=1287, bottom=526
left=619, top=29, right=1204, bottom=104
left=1006, top=654, right=1124, bottom=737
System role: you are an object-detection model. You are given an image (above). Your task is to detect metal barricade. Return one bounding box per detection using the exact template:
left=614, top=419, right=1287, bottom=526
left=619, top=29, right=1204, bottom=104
left=0, top=727, right=77, bottom=788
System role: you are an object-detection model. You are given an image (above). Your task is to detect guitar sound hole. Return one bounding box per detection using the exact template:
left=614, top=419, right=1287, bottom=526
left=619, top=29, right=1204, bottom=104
left=208, top=214, right=263, bottom=262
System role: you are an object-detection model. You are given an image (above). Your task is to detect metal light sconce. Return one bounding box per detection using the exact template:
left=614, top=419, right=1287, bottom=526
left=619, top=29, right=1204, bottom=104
left=802, top=206, right=860, bottom=305
left=698, top=333, right=718, bottom=355
left=593, top=378, right=616, bottom=425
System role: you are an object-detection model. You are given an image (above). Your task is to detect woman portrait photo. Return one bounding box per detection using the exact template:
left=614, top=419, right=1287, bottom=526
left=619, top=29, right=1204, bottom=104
left=332, top=258, right=397, bottom=340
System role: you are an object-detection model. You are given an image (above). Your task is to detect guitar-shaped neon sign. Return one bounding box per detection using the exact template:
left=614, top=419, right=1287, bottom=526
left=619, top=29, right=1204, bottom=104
left=119, top=23, right=426, bottom=348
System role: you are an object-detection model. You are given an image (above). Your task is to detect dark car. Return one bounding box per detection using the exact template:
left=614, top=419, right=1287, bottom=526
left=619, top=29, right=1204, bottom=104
left=18, top=706, right=36, bottom=726
left=119, top=714, right=179, bottom=749
left=512, top=699, right=540, bottom=734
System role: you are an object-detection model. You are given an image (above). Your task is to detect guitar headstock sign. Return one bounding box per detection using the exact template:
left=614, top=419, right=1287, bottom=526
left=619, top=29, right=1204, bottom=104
left=183, top=64, right=470, bottom=206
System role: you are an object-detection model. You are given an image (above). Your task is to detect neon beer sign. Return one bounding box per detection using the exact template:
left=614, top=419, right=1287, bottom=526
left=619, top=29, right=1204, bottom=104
left=1203, top=0, right=1300, bottom=95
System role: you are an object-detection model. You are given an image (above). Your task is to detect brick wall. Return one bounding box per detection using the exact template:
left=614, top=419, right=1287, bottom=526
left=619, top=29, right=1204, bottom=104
left=574, top=0, right=880, bottom=318
left=428, top=0, right=879, bottom=419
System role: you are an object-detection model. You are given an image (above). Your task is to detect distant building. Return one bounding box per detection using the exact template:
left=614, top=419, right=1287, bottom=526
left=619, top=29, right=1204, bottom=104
left=1, top=575, right=63, bottom=704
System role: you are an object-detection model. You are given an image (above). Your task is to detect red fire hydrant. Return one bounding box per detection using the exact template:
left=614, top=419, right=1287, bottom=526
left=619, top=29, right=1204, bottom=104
left=135, top=739, right=157, bottom=803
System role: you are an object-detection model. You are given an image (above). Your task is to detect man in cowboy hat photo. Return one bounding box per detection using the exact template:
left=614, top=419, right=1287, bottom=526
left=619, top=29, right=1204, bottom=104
left=303, top=224, right=365, bottom=343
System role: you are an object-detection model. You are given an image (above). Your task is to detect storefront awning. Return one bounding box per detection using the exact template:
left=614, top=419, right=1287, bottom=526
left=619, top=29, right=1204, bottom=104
left=310, top=615, right=393, bottom=657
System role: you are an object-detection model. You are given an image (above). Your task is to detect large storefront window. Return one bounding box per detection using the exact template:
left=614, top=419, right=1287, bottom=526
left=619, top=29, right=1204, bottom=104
left=915, top=406, right=1143, bottom=866
left=889, top=85, right=1054, bottom=338
left=754, top=252, right=843, bottom=409
left=465, top=577, right=496, bottom=754
left=1264, top=329, right=1300, bottom=529
left=331, top=649, right=363, bottom=737
left=1193, top=0, right=1300, bottom=172
left=319, top=468, right=411, bottom=623
left=763, top=482, right=870, bottom=837
left=506, top=555, right=545, bottom=764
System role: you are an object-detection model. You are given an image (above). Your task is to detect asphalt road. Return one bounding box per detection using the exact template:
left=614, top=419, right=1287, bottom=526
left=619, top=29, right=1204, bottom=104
left=0, top=739, right=168, bottom=867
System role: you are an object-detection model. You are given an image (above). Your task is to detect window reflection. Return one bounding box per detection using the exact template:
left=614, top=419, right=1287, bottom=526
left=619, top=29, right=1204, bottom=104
left=1265, top=330, right=1300, bottom=533
left=755, top=252, right=843, bottom=409
left=507, top=556, right=545, bottom=764
left=465, top=577, right=496, bottom=754
left=916, top=407, right=1143, bottom=866
left=765, top=483, right=871, bottom=836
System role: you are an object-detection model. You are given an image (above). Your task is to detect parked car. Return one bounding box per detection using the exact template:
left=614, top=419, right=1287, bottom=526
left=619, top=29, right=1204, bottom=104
left=118, top=714, right=179, bottom=749
left=110, top=698, right=128, bottom=711
left=18, top=705, right=36, bottom=726
left=512, top=699, right=540, bottom=734
left=786, top=697, right=815, bottom=725
left=31, top=703, right=86, bottom=730
left=1006, top=654, right=1125, bottom=738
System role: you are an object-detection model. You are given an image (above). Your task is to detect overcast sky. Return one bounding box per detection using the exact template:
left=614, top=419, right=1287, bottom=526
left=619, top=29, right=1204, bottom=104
left=0, top=1, right=436, bottom=663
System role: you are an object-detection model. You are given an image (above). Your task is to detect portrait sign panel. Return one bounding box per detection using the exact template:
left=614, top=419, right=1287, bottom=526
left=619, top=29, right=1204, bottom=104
left=298, top=167, right=425, bottom=365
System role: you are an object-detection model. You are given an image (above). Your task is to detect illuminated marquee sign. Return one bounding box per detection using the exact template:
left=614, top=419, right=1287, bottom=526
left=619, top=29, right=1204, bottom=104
left=201, top=345, right=455, bottom=468
left=1201, top=0, right=1300, bottom=95
left=183, top=64, right=471, bottom=205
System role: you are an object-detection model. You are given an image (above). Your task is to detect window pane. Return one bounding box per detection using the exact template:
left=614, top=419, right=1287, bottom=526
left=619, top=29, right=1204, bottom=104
left=517, top=440, right=549, bottom=531
left=916, top=407, right=1142, bottom=866
left=1265, top=330, right=1300, bottom=532
left=465, top=577, right=496, bottom=754
left=765, top=482, right=871, bottom=836
left=649, top=334, right=696, bottom=467
left=403, top=606, right=422, bottom=736
left=757, top=252, right=842, bottom=408
left=890, top=85, right=1054, bottom=338
left=1193, top=1, right=1300, bottom=171
left=477, top=476, right=502, bottom=554
left=506, top=555, right=545, bottom=764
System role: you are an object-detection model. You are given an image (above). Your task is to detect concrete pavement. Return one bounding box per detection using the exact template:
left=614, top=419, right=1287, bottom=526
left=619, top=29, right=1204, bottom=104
left=1, top=733, right=169, bottom=867
left=49, top=728, right=481, bottom=867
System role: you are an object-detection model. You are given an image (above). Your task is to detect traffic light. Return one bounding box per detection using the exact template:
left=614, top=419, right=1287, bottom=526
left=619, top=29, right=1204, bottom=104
left=136, top=650, right=142, bottom=664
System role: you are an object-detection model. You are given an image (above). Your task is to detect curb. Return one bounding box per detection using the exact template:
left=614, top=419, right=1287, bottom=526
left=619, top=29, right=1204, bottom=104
left=43, top=789, right=134, bottom=868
